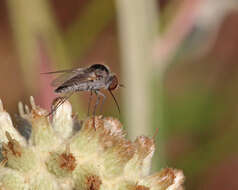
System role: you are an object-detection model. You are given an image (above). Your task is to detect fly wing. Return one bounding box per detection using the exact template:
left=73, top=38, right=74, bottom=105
left=62, top=64, right=109, bottom=86
left=41, top=68, right=75, bottom=74
left=43, top=64, right=109, bottom=88
left=58, top=71, right=97, bottom=88
left=51, top=72, right=78, bottom=87
left=43, top=68, right=85, bottom=87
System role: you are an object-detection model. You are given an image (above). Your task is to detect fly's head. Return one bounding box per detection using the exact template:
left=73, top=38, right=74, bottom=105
left=107, top=74, right=119, bottom=91
left=106, top=74, right=122, bottom=114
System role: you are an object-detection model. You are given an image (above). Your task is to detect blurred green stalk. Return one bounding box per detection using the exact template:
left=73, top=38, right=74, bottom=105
left=6, top=0, right=84, bottom=113
left=115, top=0, right=165, bottom=170
left=7, top=0, right=71, bottom=91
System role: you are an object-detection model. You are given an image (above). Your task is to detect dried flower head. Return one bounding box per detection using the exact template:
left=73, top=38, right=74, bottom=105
left=0, top=97, right=184, bottom=190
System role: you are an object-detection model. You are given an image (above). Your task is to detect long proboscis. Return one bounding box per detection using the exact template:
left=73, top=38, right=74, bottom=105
left=109, top=90, right=120, bottom=114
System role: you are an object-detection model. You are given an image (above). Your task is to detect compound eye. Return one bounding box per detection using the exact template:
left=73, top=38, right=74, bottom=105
left=108, top=75, right=118, bottom=91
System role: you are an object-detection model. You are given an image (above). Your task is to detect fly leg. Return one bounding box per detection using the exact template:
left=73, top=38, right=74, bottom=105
left=92, top=90, right=101, bottom=130
left=47, top=92, right=73, bottom=117
left=93, top=91, right=101, bottom=116
left=87, top=90, right=93, bottom=116
left=97, top=91, right=106, bottom=114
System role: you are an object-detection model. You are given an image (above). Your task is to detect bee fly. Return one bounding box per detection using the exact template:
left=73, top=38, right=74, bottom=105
left=43, top=64, right=123, bottom=119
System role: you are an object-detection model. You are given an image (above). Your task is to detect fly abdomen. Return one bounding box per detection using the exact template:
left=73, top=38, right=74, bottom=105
left=55, top=85, right=72, bottom=94
left=55, top=82, right=89, bottom=94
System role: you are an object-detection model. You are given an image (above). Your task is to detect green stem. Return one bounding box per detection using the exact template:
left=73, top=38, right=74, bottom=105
left=115, top=0, right=159, bottom=138
left=7, top=0, right=71, bottom=92
left=6, top=0, right=83, bottom=112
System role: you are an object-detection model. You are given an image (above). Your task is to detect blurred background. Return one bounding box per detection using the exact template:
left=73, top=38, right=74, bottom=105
left=0, top=0, right=238, bottom=189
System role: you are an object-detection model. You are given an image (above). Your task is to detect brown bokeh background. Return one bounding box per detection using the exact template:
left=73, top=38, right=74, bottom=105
left=0, top=0, right=238, bottom=189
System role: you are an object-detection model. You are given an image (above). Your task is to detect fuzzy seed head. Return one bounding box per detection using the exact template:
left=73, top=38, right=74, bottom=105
left=0, top=97, right=184, bottom=190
